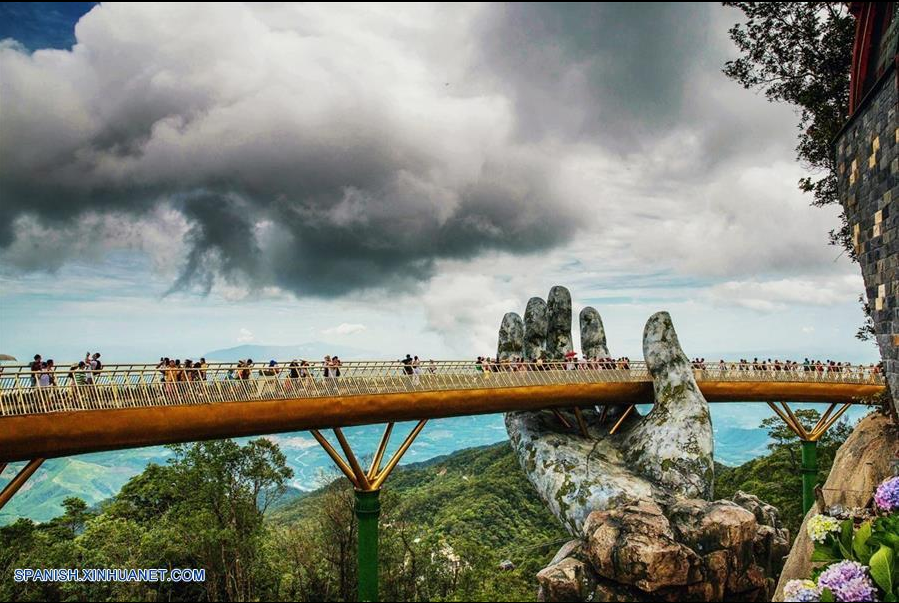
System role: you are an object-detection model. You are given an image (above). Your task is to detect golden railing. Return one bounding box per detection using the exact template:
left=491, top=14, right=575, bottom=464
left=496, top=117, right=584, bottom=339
left=0, top=360, right=884, bottom=418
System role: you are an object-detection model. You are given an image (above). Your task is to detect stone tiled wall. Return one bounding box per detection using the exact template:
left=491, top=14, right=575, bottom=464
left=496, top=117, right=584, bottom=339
left=835, top=71, right=899, bottom=418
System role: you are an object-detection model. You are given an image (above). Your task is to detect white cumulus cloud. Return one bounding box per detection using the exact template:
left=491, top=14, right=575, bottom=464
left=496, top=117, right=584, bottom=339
left=323, top=323, right=367, bottom=336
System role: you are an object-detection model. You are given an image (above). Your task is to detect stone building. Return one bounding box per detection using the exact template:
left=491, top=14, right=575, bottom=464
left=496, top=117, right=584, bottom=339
left=834, top=2, right=898, bottom=419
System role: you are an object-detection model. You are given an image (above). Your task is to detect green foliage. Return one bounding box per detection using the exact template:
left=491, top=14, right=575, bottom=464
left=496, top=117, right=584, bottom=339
left=809, top=513, right=899, bottom=600
left=716, top=409, right=853, bottom=536
left=874, top=515, right=899, bottom=550
left=267, top=443, right=568, bottom=601
left=813, top=519, right=872, bottom=564
left=869, top=544, right=895, bottom=598
left=0, top=421, right=866, bottom=602
left=854, top=521, right=874, bottom=564
left=870, top=515, right=899, bottom=599
left=722, top=2, right=855, bottom=252
left=1, top=441, right=561, bottom=602
left=0, top=438, right=292, bottom=602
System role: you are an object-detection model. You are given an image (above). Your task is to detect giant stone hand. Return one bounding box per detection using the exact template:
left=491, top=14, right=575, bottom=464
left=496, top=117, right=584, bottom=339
left=500, top=285, right=714, bottom=534
left=500, top=286, right=788, bottom=601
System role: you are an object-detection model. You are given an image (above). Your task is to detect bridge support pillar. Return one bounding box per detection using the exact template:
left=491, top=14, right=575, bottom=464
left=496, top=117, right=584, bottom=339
left=356, top=489, right=381, bottom=602
left=311, top=420, right=427, bottom=602
left=801, top=440, right=818, bottom=514
left=766, top=402, right=851, bottom=515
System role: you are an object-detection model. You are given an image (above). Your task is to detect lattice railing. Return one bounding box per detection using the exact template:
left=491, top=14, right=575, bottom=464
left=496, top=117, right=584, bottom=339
left=0, top=360, right=884, bottom=417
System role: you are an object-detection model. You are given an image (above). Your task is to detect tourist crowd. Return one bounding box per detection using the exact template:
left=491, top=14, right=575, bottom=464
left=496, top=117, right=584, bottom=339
left=27, top=352, right=104, bottom=387
left=16, top=350, right=883, bottom=388
left=696, top=357, right=883, bottom=375
left=475, top=354, right=633, bottom=372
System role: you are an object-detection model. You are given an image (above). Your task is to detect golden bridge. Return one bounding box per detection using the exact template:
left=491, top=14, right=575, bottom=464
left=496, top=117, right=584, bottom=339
left=0, top=359, right=887, bottom=602
left=0, top=359, right=885, bottom=459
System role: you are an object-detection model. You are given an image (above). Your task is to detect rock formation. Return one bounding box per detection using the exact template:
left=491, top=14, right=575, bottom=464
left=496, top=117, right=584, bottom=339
left=506, top=288, right=714, bottom=532
left=537, top=493, right=789, bottom=602
left=500, top=286, right=788, bottom=601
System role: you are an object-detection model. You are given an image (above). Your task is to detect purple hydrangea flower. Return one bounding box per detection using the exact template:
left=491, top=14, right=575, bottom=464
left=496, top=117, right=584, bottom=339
left=817, top=560, right=878, bottom=602
left=874, top=476, right=899, bottom=512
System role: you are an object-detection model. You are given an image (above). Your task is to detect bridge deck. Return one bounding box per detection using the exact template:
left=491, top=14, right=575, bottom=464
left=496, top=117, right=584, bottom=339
left=0, top=361, right=885, bottom=462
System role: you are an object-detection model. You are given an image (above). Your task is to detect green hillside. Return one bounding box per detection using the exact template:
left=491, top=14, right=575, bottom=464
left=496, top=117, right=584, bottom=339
left=0, top=448, right=168, bottom=524
left=270, top=442, right=569, bottom=572
left=0, top=458, right=134, bottom=524
left=0, top=440, right=565, bottom=602
left=0, top=409, right=858, bottom=602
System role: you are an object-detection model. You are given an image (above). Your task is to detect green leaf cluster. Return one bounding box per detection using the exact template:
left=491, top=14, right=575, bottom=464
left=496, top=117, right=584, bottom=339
left=811, top=514, right=899, bottom=600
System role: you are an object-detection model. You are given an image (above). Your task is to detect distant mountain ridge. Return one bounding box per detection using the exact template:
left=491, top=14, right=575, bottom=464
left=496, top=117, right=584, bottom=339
left=202, top=341, right=377, bottom=362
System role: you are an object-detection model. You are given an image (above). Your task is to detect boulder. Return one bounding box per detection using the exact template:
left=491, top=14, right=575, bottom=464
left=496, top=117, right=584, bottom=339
left=733, top=490, right=783, bottom=530
left=583, top=500, right=703, bottom=592
left=544, top=492, right=786, bottom=602
left=537, top=557, right=595, bottom=602
left=667, top=499, right=757, bottom=553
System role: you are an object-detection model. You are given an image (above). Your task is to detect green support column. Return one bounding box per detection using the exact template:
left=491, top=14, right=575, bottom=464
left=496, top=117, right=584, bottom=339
left=355, top=489, right=381, bottom=602
left=801, top=440, right=818, bottom=514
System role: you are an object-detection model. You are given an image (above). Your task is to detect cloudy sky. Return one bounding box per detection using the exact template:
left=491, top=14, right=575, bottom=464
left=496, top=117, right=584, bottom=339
left=0, top=2, right=878, bottom=364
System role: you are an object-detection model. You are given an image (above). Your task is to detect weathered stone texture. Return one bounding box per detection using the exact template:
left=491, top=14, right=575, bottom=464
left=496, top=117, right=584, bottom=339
left=524, top=297, right=549, bottom=361
left=497, top=312, right=524, bottom=360
left=579, top=307, right=609, bottom=359
left=502, top=287, right=787, bottom=601
left=505, top=298, right=714, bottom=534
left=546, top=286, right=574, bottom=360
left=623, top=312, right=714, bottom=500
left=539, top=492, right=786, bottom=602
left=835, top=69, right=899, bottom=418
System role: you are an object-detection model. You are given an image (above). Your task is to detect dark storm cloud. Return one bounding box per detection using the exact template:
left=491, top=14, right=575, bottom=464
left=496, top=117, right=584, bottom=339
left=0, top=3, right=591, bottom=297
left=169, top=194, right=265, bottom=295
left=0, top=2, right=775, bottom=297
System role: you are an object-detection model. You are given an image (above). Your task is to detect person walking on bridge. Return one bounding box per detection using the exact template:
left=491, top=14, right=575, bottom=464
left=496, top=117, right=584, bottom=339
left=29, top=354, right=42, bottom=387
left=287, top=360, right=301, bottom=396
left=256, top=360, right=279, bottom=397
left=89, top=353, right=102, bottom=383
left=412, top=355, right=421, bottom=386
left=322, top=356, right=338, bottom=395
left=157, top=358, right=168, bottom=382
left=163, top=359, right=178, bottom=401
